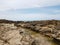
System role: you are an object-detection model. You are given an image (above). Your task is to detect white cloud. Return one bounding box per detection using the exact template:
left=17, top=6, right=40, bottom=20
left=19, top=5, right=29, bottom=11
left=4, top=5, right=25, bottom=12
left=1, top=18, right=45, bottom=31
left=0, top=0, right=60, bottom=11
left=53, top=10, right=60, bottom=13
left=0, top=13, right=60, bottom=21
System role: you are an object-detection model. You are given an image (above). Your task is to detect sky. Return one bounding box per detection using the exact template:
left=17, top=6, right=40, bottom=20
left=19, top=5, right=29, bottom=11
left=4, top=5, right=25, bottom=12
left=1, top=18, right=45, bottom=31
left=0, top=0, right=60, bottom=21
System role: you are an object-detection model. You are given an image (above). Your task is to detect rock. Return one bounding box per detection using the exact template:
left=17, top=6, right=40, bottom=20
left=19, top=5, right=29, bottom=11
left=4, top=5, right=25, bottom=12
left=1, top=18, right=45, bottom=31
left=0, top=20, right=60, bottom=45
left=0, top=26, right=34, bottom=45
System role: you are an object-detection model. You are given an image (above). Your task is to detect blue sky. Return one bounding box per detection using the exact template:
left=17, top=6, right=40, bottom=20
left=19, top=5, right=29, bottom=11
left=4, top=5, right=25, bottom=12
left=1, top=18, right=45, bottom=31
left=0, top=0, right=60, bottom=21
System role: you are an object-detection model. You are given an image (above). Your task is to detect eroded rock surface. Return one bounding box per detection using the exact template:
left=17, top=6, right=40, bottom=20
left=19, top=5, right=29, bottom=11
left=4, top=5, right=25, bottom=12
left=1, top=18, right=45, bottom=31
left=0, top=20, right=60, bottom=45
left=0, top=26, right=34, bottom=45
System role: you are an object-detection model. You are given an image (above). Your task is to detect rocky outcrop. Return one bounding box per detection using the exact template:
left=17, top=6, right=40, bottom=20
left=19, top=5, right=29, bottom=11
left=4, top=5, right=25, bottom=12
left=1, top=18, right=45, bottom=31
left=0, top=19, right=60, bottom=45
left=17, top=20, right=60, bottom=40
left=0, top=24, right=34, bottom=45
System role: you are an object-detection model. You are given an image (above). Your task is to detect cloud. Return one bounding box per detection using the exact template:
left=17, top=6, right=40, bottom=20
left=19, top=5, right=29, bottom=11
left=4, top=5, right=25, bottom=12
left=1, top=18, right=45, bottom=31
left=0, top=0, right=60, bottom=21
left=5, top=5, right=60, bottom=15
left=53, top=10, right=60, bottom=13
left=0, top=0, right=60, bottom=11
left=0, top=13, right=60, bottom=21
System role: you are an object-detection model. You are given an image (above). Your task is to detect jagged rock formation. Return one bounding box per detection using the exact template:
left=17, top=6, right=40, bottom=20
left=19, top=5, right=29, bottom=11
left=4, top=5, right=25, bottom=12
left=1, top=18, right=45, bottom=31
left=17, top=20, right=60, bottom=40
left=0, top=19, right=60, bottom=45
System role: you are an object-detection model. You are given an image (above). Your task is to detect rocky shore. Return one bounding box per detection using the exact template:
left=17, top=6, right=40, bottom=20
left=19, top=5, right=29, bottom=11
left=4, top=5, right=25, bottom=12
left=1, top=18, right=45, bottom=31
left=0, top=19, right=60, bottom=45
